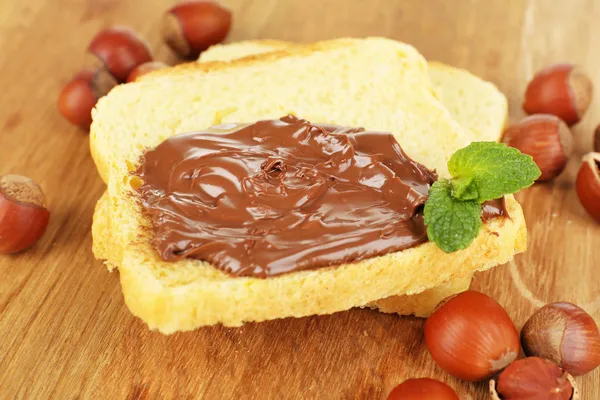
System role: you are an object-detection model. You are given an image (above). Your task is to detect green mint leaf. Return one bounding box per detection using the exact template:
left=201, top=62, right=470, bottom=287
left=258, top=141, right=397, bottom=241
left=451, top=176, right=479, bottom=200
left=424, top=180, right=482, bottom=253
left=448, top=142, right=541, bottom=203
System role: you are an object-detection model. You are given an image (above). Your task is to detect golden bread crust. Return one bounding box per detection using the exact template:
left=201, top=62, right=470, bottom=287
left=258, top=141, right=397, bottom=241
left=93, top=192, right=526, bottom=333
left=90, top=38, right=520, bottom=333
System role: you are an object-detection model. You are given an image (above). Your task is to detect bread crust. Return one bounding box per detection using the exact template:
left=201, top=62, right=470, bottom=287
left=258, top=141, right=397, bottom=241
left=89, top=38, right=521, bottom=333
left=90, top=38, right=435, bottom=184
left=198, top=41, right=509, bottom=143
left=93, top=191, right=526, bottom=333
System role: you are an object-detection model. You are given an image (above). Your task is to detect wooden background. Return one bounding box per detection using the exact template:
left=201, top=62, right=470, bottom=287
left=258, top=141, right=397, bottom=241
left=1, top=0, right=599, bottom=398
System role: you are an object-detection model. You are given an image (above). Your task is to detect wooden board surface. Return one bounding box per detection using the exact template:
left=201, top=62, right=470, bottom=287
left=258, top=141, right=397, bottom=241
left=1, top=0, right=599, bottom=398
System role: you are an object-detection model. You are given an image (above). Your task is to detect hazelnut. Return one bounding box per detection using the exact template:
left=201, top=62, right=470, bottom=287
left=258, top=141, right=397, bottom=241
left=126, top=61, right=169, bottom=83
left=594, top=125, right=600, bottom=153
left=58, top=67, right=118, bottom=129
left=522, top=302, right=600, bottom=375
left=387, top=378, right=458, bottom=400
left=88, top=26, right=153, bottom=82
left=575, top=153, right=600, bottom=223
left=0, top=175, right=50, bottom=254
left=424, top=291, right=520, bottom=382
left=490, top=357, right=577, bottom=400
left=162, top=0, right=232, bottom=59
left=502, top=114, right=573, bottom=181
left=523, top=64, right=593, bottom=126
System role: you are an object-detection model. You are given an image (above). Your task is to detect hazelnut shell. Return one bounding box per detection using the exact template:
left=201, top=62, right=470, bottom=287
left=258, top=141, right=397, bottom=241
left=490, top=358, right=579, bottom=400
left=58, top=67, right=117, bottom=128
left=576, top=153, right=600, bottom=223
left=523, top=64, right=592, bottom=126
left=387, top=378, right=459, bottom=400
left=522, top=302, right=600, bottom=376
left=424, top=291, right=520, bottom=382
left=88, top=26, right=153, bottom=82
left=502, top=114, right=573, bottom=181
left=162, top=0, right=232, bottom=59
left=0, top=175, right=50, bottom=254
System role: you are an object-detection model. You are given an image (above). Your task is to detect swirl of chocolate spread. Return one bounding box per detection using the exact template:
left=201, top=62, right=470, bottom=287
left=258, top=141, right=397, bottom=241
left=135, top=115, right=506, bottom=278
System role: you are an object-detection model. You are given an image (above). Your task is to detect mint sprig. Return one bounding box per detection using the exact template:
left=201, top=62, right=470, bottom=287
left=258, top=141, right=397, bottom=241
left=424, top=142, right=541, bottom=253
left=448, top=142, right=541, bottom=203
left=424, top=181, right=482, bottom=253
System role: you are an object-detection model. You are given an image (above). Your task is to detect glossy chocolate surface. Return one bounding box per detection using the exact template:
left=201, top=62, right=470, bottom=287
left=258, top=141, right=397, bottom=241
left=135, top=116, right=505, bottom=277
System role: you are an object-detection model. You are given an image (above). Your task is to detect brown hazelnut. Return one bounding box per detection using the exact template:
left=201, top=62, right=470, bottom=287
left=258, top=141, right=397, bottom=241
left=126, top=61, right=169, bottom=83
left=0, top=175, right=50, bottom=254
left=521, top=302, right=600, bottom=375
left=387, top=378, right=458, bottom=400
left=424, top=291, right=520, bottom=382
left=576, top=153, right=600, bottom=223
left=502, top=114, right=573, bottom=181
left=57, top=67, right=118, bottom=129
left=490, top=357, right=577, bottom=400
left=523, top=64, right=593, bottom=126
left=162, top=0, right=232, bottom=59
left=88, top=26, right=153, bottom=82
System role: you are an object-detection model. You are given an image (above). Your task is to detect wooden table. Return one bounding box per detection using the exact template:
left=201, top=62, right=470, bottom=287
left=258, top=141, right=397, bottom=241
left=1, top=0, right=599, bottom=398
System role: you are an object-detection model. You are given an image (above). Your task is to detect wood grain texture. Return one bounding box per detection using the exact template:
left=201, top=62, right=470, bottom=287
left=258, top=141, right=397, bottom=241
left=1, top=0, right=599, bottom=398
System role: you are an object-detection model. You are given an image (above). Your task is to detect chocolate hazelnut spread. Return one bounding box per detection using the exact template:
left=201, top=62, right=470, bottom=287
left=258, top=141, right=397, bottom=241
left=482, top=198, right=508, bottom=222
left=135, top=116, right=506, bottom=278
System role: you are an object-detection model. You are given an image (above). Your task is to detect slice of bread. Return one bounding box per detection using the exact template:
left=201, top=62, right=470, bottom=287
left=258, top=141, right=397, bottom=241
left=91, top=41, right=509, bottom=318
left=198, top=41, right=509, bottom=313
left=92, top=191, right=477, bottom=318
left=369, top=271, right=474, bottom=315
left=93, top=189, right=525, bottom=333
left=90, top=38, right=525, bottom=332
left=197, top=40, right=290, bottom=62
left=427, top=62, right=508, bottom=142
left=91, top=38, right=471, bottom=185
left=198, top=40, right=508, bottom=143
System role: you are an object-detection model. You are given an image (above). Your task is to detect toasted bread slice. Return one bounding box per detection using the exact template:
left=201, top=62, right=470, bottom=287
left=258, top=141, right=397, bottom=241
left=198, top=40, right=508, bottom=314
left=90, top=38, right=525, bottom=332
left=198, top=40, right=508, bottom=142
left=197, top=40, right=291, bottom=62
left=427, top=62, right=507, bottom=142
left=92, top=189, right=525, bottom=333
left=91, top=38, right=470, bottom=185
left=92, top=191, right=477, bottom=318
left=197, top=41, right=510, bottom=315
